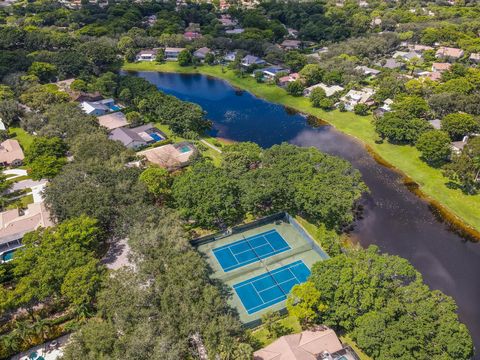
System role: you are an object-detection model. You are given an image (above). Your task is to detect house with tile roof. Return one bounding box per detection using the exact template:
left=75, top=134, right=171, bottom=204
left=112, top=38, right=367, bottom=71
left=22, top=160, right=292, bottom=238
left=253, top=326, right=359, bottom=360
left=0, top=203, right=53, bottom=261
left=435, top=46, right=464, bottom=61
left=0, top=139, right=24, bottom=167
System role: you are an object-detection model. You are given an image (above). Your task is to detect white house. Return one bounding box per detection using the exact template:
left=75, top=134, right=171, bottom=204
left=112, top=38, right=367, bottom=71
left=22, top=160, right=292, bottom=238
left=136, top=49, right=158, bottom=61
left=165, top=47, right=186, bottom=61
left=340, top=88, right=376, bottom=111
left=303, top=83, right=344, bottom=97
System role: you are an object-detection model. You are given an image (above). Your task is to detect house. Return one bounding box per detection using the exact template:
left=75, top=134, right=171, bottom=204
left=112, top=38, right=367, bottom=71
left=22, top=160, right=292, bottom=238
left=137, top=142, right=196, bottom=170
left=304, top=83, right=344, bottom=97
left=109, top=124, right=166, bottom=149
left=0, top=203, right=53, bottom=262
left=219, top=0, right=230, bottom=10
left=219, top=15, right=237, bottom=28
left=382, top=58, right=405, bottom=70
left=0, top=119, right=6, bottom=131
left=340, top=87, right=375, bottom=111
left=136, top=48, right=158, bottom=62
left=109, top=127, right=146, bottom=149
left=193, top=47, right=211, bottom=60
left=184, top=31, right=202, bottom=41
left=355, top=65, right=381, bottom=77
left=241, top=55, right=266, bottom=68
left=253, top=326, right=359, bottom=360
left=278, top=73, right=300, bottom=87
left=435, top=46, right=464, bottom=61
left=469, top=53, right=480, bottom=63
left=280, top=39, right=302, bottom=50
left=431, top=62, right=451, bottom=73
left=97, top=112, right=129, bottom=130
left=0, top=139, right=24, bottom=167
left=224, top=51, right=237, bottom=62
left=254, top=66, right=289, bottom=80
left=393, top=51, right=421, bottom=61
left=165, top=47, right=185, bottom=61
left=408, top=44, right=434, bottom=53
left=379, top=98, right=393, bottom=112
left=81, top=98, right=117, bottom=116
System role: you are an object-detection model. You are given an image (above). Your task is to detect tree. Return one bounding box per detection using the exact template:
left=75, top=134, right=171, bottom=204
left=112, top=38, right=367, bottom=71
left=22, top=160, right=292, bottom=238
left=286, top=80, right=304, bottom=96
left=416, top=130, right=451, bottom=166
left=70, top=79, right=88, bottom=92
left=205, top=52, right=215, bottom=65
left=0, top=100, right=23, bottom=126
left=306, top=246, right=473, bottom=360
left=155, top=48, right=165, bottom=63
left=28, top=155, right=67, bottom=180
left=286, top=282, right=325, bottom=328
left=178, top=49, right=193, bottom=66
left=299, top=64, right=324, bottom=86
left=354, top=103, right=369, bottom=116
left=9, top=216, right=103, bottom=312
left=24, top=136, right=67, bottom=164
left=284, top=51, right=307, bottom=72
left=28, top=62, right=58, bottom=83
left=222, top=142, right=262, bottom=176
left=441, top=113, right=480, bottom=141
left=139, top=167, right=172, bottom=203
left=375, top=113, right=432, bottom=143
left=61, top=260, right=104, bottom=312
left=309, top=87, right=326, bottom=108
left=172, top=162, right=243, bottom=229
left=444, top=137, right=480, bottom=194
left=392, top=95, right=430, bottom=119
left=125, top=111, right=142, bottom=125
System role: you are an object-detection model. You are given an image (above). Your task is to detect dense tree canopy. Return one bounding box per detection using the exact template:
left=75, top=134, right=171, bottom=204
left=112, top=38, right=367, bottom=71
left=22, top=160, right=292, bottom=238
left=289, top=246, right=474, bottom=360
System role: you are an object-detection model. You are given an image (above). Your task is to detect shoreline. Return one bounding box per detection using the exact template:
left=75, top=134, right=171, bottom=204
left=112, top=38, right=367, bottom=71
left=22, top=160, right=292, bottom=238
left=122, top=61, right=480, bottom=240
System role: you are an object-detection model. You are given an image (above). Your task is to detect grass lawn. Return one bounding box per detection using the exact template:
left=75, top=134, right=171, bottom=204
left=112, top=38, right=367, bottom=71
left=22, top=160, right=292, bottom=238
left=123, top=61, right=480, bottom=235
left=8, top=127, right=35, bottom=150
left=6, top=194, right=34, bottom=210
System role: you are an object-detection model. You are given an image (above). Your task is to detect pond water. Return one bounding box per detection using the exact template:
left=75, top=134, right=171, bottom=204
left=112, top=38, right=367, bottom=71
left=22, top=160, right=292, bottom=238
left=129, top=71, right=480, bottom=355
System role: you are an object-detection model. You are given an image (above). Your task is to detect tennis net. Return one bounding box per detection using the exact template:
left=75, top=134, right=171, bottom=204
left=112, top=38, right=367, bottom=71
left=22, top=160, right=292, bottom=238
left=217, top=242, right=313, bottom=283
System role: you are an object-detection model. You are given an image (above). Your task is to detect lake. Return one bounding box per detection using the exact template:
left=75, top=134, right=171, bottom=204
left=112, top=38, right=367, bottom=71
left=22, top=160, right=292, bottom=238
left=129, top=71, right=480, bottom=355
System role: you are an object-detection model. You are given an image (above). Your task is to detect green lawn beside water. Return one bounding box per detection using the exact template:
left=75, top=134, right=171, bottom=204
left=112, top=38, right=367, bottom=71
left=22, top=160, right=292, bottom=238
left=122, top=61, right=480, bottom=234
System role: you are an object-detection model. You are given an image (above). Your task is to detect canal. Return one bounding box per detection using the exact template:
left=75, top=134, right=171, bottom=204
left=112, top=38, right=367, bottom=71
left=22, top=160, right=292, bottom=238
left=130, top=71, right=480, bottom=354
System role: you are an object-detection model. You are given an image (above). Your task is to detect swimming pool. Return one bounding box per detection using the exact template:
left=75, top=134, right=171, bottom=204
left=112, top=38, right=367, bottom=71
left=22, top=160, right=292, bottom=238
left=109, top=105, right=121, bottom=111
left=179, top=145, right=191, bottom=153
left=1, top=249, right=16, bottom=262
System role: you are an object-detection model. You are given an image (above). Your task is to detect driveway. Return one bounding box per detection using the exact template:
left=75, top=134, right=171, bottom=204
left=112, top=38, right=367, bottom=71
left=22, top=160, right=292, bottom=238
left=9, top=179, right=47, bottom=192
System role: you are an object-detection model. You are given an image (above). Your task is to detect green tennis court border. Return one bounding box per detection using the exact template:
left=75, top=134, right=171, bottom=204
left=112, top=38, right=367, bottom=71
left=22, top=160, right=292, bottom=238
left=192, top=213, right=329, bottom=327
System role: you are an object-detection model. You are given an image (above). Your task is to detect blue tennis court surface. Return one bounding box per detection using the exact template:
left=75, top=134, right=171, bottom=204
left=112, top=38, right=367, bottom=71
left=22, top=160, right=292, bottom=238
left=233, top=260, right=311, bottom=314
left=212, top=229, right=290, bottom=272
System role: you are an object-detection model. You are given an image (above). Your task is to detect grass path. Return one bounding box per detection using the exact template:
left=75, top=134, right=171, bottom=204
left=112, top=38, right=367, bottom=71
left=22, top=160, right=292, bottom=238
left=123, top=62, right=480, bottom=236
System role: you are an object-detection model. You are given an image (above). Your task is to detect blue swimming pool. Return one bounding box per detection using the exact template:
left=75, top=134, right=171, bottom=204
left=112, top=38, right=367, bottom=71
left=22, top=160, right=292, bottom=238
left=149, top=133, right=164, bottom=142
left=179, top=145, right=191, bottom=153
left=233, top=260, right=310, bottom=314
left=1, top=249, right=16, bottom=262
left=109, top=105, right=121, bottom=111
left=212, top=229, right=290, bottom=272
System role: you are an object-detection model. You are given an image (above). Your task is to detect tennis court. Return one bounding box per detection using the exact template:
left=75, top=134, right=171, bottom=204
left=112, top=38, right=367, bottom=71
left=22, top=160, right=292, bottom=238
left=233, top=260, right=311, bottom=314
left=212, top=229, right=290, bottom=272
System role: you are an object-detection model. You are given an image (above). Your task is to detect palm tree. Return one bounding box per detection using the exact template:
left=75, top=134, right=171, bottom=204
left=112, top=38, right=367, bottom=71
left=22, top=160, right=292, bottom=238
left=1, top=333, right=21, bottom=354
left=13, top=320, right=33, bottom=346
left=32, top=317, right=50, bottom=343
